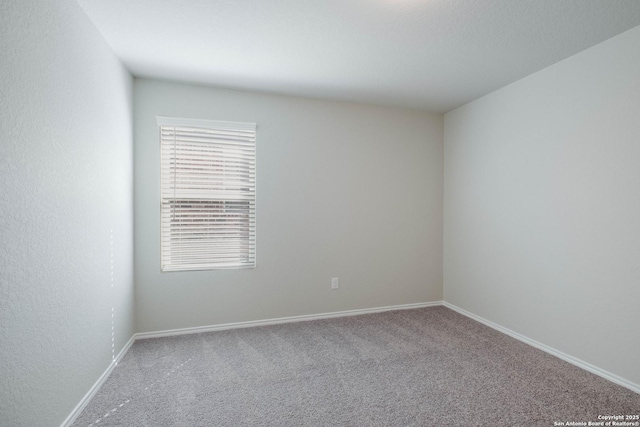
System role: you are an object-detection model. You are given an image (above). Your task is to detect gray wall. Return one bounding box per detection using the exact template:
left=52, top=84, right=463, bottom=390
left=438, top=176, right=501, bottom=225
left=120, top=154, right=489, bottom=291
left=0, top=0, right=134, bottom=425
left=444, top=26, right=640, bottom=386
left=134, top=78, right=443, bottom=333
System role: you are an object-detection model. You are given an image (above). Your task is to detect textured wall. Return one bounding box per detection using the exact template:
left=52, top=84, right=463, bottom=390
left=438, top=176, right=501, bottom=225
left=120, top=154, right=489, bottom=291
left=134, top=78, right=443, bottom=333
left=0, top=1, right=134, bottom=426
left=444, top=26, right=640, bottom=386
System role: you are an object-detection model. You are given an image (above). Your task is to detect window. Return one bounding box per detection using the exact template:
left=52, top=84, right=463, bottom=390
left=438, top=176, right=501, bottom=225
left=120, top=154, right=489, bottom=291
left=158, top=116, right=256, bottom=271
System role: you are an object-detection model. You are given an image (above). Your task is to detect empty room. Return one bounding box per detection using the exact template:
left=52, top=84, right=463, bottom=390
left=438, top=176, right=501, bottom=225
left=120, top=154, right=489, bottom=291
left=2, top=0, right=640, bottom=426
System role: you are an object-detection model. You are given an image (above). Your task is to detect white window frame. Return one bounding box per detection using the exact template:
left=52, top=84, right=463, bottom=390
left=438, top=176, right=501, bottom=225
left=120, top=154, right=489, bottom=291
left=158, top=116, right=256, bottom=272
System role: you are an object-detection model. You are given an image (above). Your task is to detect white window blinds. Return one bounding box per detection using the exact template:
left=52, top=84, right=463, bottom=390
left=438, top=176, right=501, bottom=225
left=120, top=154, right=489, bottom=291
left=158, top=116, right=256, bottom=271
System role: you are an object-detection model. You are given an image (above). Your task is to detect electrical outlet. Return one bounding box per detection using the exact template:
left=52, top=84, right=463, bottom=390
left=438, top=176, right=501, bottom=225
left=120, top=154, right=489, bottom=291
left=331, top=277, right=339, bottom=290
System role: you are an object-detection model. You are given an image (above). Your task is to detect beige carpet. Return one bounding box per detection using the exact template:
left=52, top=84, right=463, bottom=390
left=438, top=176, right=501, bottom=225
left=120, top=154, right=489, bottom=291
left=73, top=306, right=640, bottom=426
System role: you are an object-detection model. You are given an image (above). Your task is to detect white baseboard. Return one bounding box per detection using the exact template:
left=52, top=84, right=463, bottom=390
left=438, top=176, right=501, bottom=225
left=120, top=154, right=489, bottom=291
left=442, top=301, right=640, bottom=394
left=136, top=301, right=443, bottom=340
left=60, top=334, right=136, bottom=427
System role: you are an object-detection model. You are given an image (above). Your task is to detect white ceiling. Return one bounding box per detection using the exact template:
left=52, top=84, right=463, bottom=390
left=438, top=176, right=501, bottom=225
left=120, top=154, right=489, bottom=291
left=76, top=0, right=640, bottom=112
